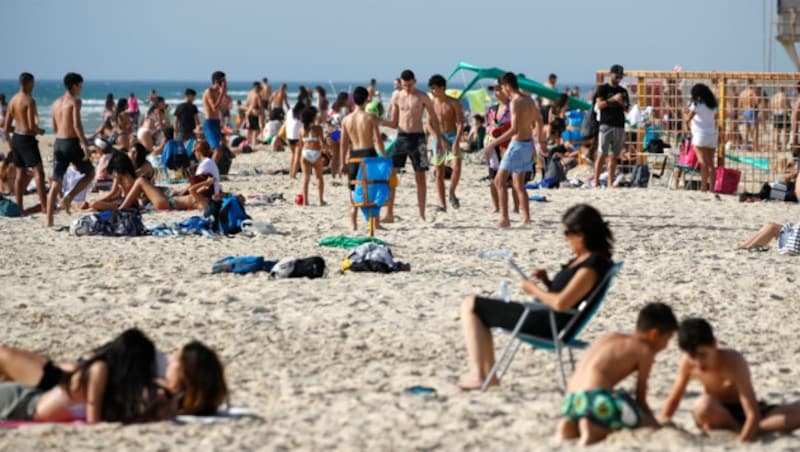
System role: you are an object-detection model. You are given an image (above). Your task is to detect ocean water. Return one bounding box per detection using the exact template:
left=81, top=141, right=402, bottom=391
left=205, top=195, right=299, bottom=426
left=0, top=79, right=594, bottom=133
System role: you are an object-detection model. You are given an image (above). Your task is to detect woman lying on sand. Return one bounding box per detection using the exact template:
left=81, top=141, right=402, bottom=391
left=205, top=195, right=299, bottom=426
left=0, top=329, right=162, bottom=422
left=0, top=332, right=228, bottom=421
left=458, top=204, right=614, bottom=390
left=88, top=151, right=212, bottom=212
left=734, top=221, right=800, bottom=255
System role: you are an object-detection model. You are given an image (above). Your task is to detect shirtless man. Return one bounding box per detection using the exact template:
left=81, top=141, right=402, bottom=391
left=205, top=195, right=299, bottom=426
left=46, top=73, right=95, bottom=227
left=260, top=77, right=272, bottom=112
left=245, top=82, right=263, bottom=148
left=202, top=71, right=227, bottom=163
left=367, top=78, right=378, bottom=101
left=661, top=318, right=800, bottom=442
left=557, top=303, right=676, bottom=445
left=428, top=74, right=464, bottom=211
left=482, top=72, right=546, bottom=228
left=381, top=69, right=445, bottom=223
left=271, top=84, right=290, bottom=114
left=738, top=81, right=758, bottom=149
left=4, top=72, right=47, bottom=214
left=340, top=86, right=387, bottom=231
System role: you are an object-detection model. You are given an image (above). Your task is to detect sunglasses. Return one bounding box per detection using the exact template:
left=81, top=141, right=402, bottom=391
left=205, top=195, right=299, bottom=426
left=563, top=228, right=579, bottom=236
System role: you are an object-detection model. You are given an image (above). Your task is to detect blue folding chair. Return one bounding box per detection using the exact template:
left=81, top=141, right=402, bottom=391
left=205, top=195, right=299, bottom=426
left=478, top=257, right=623, bottom=392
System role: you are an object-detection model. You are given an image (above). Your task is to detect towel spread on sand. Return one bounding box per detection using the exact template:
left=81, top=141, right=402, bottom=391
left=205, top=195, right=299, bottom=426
left=317, top=236, right=385, bottom=250
left=147, top=216, right=215, bottom=237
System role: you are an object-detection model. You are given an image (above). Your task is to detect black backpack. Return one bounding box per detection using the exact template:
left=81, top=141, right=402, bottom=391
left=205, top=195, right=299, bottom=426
left=646, top=138, right=667, bottom=154
left=289, top=256, right=326, bottom=278
left=580, top=106, right=599, bottom=141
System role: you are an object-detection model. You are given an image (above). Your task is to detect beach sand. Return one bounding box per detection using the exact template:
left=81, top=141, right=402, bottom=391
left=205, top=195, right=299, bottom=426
left=1, top=136, right=800, bottom=450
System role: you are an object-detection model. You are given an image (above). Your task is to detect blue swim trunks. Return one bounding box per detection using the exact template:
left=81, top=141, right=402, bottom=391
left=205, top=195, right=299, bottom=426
left=203, top=119, right=222, bottom=150
left=499, top=140, right=534, bottom=173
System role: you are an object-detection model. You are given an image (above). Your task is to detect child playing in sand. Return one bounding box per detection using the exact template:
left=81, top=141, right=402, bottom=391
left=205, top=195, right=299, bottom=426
left=660, top=318, right=800, bottom=442
left=557, top=302, right=678, bottom=445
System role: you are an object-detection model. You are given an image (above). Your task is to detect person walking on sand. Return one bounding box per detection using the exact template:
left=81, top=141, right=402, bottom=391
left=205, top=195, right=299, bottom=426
left=381, top=69, right=445, bottom=223
left=592, top=65, right=629, bottom=189
left=46, top=72, right=95, bottom=227
left=341, top=86, right=387, bottom=231
left=4, top=73, right=47, bottom=214
left=482, top=72, right=545, bottom=229
left=202, top=71, right=227, bottom=163
left=428, top=74, right=464, bottom=211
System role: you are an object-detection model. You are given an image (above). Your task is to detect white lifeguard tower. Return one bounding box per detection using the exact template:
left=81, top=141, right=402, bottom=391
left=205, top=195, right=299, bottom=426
left=777, top=0, right=800, bottom=70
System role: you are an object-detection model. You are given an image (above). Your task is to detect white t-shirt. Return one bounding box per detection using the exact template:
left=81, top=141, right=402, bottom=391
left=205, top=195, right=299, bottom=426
left=196, top=157, right=221, bottom=194
left=285, top=114, right=302, bottom=140
left=689, top=102, right=716, bottom=137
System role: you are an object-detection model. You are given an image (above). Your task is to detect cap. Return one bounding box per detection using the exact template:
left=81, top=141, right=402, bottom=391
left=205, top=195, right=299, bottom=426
left=610, top=65, right=625, bottom=76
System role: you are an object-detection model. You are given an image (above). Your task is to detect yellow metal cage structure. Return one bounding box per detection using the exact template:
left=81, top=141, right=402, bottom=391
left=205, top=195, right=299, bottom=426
left=594, top=70, right=800, bottom=191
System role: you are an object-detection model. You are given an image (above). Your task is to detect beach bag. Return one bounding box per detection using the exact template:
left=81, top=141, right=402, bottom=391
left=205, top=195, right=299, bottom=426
left=343, top=243, right=398, bottom=273
left=113, top=209, right=148, bottom=236
left=678, top=136, right=699, bottom=168
left=714, top=167, right=741, bottom=195
left=777, top=223, right=800, bottom=255
left=205, top=194, right=250, bottom=234
left=646, top=138, right=667, bottom=154
left=580, top=103, right=599, bottom=140
left=212, top=256, right=275, bottom=274
left=70, top=209, right=146, bottom=237
left=631, top=164, right=651, bottom=188
left=289, top=256, right=326, bottom=279
left=544, top=158, right=566, bottom=186
left=0, top=195, right=21, bottom=217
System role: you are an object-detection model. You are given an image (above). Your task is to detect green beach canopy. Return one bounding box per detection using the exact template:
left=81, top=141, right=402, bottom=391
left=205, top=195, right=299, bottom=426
left=446, top=61, right=591, bottom=111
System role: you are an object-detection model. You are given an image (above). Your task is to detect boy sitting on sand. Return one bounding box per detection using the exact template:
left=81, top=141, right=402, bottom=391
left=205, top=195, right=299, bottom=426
left=660, top=318, right=800, bottom=442
left=558, top=302, right=678, bottom=445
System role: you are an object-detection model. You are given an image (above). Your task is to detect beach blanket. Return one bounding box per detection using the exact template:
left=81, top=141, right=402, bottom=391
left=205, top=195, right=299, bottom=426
left=317, top=235, right=385, bottom=250
left=147, top=216, right=215, bottom=237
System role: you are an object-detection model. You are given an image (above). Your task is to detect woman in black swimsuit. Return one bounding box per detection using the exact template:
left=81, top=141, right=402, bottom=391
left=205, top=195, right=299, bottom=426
left=458, top=204, right=614, bottom=390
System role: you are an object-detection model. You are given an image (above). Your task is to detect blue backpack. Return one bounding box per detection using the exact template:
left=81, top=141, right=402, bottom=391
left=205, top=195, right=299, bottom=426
left=212, top=256, right=276, bottom=274
left=162, top=140, right=190, bottom=171
left=206, top=194, right=250, bottom=234
left=0, top=195, right=22, bottom=217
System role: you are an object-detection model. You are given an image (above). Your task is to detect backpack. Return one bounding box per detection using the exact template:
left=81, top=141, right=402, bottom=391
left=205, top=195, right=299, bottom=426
left=212, top=256, right=276, bottom=274
left=70, top=209, right=147, bottom=237
left=646, top=138, right=667, bottom=154
left=289, top=256, right=326, bottom=278
left=162, top=140, right=190, bottom=171
left=631, top=164, right=651, bottom=188
left=580, top=103, right=599, bottom=141
left=343, top=243, right=400, bottom=273
left=205, top=194, right=250, bottom=234
left=544, top=157, right=566, bottom=186
left=0, top=195, right=22, bottom=217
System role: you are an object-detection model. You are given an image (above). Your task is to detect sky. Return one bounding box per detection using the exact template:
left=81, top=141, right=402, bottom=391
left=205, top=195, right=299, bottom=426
left=1, top=0, right=794, bottom=83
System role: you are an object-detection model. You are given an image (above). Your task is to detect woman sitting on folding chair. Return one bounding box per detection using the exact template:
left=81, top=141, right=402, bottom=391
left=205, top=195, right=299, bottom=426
left=458, top=204, right=614, bottom=390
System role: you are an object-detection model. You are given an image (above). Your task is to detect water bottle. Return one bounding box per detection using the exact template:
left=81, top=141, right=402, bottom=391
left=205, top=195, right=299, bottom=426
left=497, top=279, right=511, bottom=303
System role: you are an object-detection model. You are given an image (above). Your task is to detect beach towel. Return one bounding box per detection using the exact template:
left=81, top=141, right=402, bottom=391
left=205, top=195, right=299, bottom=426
left=342, top=243, right=410, bottom=273
left=147, top=216, right=214, bottom=237
left=174, top=407, right=257, bottom=424
left=317, top=235, right=386, bottom=250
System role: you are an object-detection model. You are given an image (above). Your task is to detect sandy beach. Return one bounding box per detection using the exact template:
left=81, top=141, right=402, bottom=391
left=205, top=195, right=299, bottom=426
left=1, top=136, right=800, bottom=451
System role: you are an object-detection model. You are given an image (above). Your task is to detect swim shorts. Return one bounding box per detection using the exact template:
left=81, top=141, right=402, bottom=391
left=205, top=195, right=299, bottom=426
left=392, top=132, right=428, bottom=172
left=498, top=140, right=533, bottom=173
left=347, top=148, right=379, bottom=191
left=0, top=382, right=42, bottom=421
left=431, top=132, right=460, bottom=166
left=11, top=134, right=42, bottom=168
left=53, top=138, right=94, bottom=181
left=598, top=125, right=624, bottom=157
left=203, top=119, right=222, bottom=150
left=247, top=115, right=259, bottom=131
left=743, top=109, right=756, bottom=126
left=561, top=388, right=642, bottom=430
left=722, top=401, right=777, bottom=425
left=36, top=361, right=65, bottom=391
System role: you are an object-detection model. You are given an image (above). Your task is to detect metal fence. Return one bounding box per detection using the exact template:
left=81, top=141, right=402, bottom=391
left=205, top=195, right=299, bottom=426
left=594, top=70, right=800, bottom=191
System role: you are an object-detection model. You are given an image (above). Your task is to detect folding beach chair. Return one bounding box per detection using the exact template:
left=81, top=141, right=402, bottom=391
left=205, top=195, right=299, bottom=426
left=477, top=252, right=623, bottom=392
